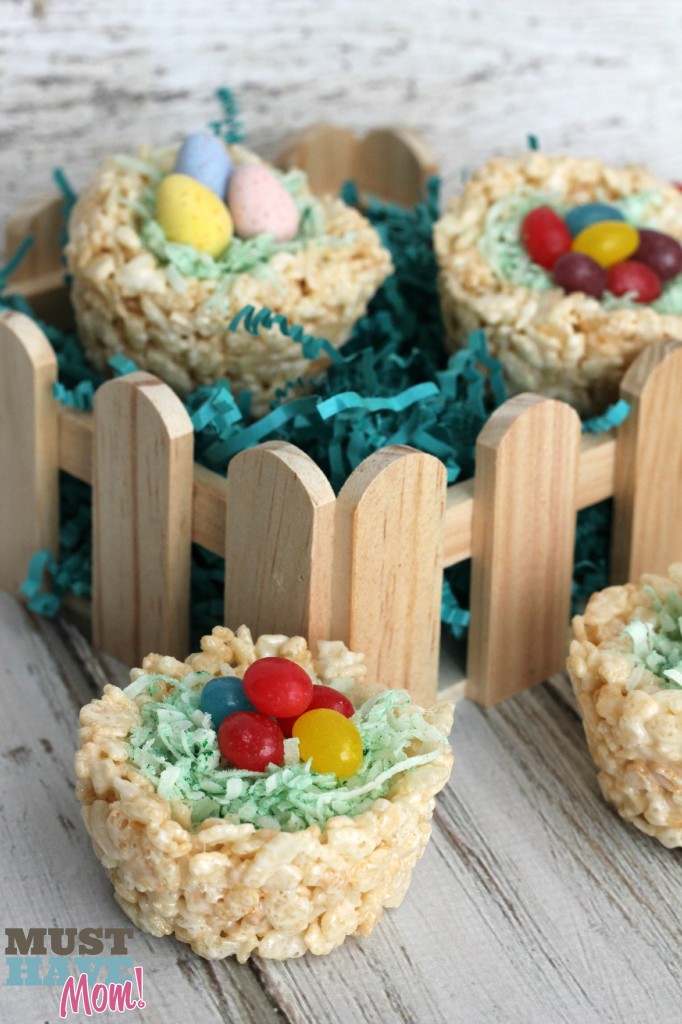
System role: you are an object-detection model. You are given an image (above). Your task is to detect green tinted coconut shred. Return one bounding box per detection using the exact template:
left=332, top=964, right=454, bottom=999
left=622, top=587, right=682, bottom=691
left=125, top=673, right=446, bottom=831
left=114, top=154, right=347, bottom=287
left=479, top=187, right=682, bottom=315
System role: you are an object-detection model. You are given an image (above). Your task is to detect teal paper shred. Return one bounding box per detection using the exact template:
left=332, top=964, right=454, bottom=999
left=230, top=304, right=344, bottom=366
left=3, top=147, right=619, bottom=642
left=581, top=398, right=630, bottom=434
left=53, top=168, right=77, bottom=251
left=527, top=134, right=540, bottom=151
left=209, top=87, right=245, bottom=145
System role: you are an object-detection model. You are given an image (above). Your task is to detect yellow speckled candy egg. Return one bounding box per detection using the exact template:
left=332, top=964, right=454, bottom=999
left=156, top=173, right=233, bottom=258
left=572, top=220, right=639, bottom=268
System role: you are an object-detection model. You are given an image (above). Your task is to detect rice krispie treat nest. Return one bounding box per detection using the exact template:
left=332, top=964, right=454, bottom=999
left=75, top=626, right=454, bottom=961
left=66, top=145, right=392, bottom=416
left=567, top=565, right=682, bottom=847
left=434, top=153, right=682, bottom=415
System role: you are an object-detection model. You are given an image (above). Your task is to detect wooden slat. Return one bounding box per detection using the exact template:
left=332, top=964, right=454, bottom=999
left=223, top=441, right=336, bottom=648
left=276, top=124, right=438, bottom=206
left=467, top=395, right=581, bottom=706
left=193, top=461, right=228, bottom=554
left=611, top=340, right=682, bottom=583
left=92, top=372, right=194, bottom=664
left=58, top=403, right=94, bottom=481
left=5, top=191, right=65, bottom=281
left=334, top=446, right=446, bottom=706
left=54, top=399, right=617, bottom=566
left=0, top=310, right=59, bottom=593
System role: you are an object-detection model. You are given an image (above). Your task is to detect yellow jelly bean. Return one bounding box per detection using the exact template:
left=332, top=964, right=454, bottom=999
left=571, top=221, right=639, bottom=268
left=292, top=709, right=363, bottom=779
left=156, top=173, right=233, bottom=258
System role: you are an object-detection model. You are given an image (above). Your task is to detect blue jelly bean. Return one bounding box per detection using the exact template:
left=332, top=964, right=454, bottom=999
left=174, top=132, right=233, bottom=198
left=565, top=203, right=625, bottom=238
left=200, top=676, right=255, bottom=727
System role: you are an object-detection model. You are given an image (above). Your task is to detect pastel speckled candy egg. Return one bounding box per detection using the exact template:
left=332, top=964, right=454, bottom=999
left=156, top=173, right=233, bottom=258
left=174, top=132, right=233, bottom=197
left=572, top=221, right=639, bottom=268
left=228, top=164, right=299, bottom=243
left=565, top=202, right=625, bottom=238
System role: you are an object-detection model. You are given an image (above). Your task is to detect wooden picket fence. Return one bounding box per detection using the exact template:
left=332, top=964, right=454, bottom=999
left=2, top=307, right=682, bottom=709
left=3, top=124, right=682, bottom=707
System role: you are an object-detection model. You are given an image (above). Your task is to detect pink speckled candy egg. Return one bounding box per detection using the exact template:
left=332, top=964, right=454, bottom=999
left=228, top=164, right=300, bottom=243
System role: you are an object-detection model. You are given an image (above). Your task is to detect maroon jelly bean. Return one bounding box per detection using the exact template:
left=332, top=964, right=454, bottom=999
left=553, top=252, right=607, bottom=298
left=634, top=228, right=682, bottom=281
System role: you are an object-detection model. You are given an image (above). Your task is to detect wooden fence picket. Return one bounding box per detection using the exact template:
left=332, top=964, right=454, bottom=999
left=611, top=340, right=682, bottom=584
left=467, top=395, right=581, bottom=706
left=334, top=446, right=446, bottom=707
left=0, top=310, right=59, bottom=595
left=224, top=441, right=336, bottom=648
left=92, top=372, right=194, bottom=665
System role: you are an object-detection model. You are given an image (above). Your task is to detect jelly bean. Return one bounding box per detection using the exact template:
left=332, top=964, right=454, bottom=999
left=277, top=685, right=355, bottom=738
left=553, top=252, right=607, bottom=299
left=218, top=711, right=284, bottom=772
left=571, top=221, right=639, bottom=268
left=174, top=132, right=233, bottom=198
left=564, top=202, right=625, bottom=238
left=200, top=677, right=255, bottom=729
left=228, top=164, right=300, bottom=243
left=607, top=260, right=661, bottom=303
left=293, top=709, right=363, bottom=779
left=633, top=229, right=682, bottom=281
left=521, top=206, right=572, bottom=269
left=242, top=657, right=313, bottom=718
left=156, top=174, right=233, bottom=257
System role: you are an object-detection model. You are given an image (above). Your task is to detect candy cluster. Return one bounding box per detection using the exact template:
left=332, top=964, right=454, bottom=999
left=521, top=202, right=682, bottom=303
left=200, top=657, right=362, bottom=779
left=155, top=132, right=300, bottom=258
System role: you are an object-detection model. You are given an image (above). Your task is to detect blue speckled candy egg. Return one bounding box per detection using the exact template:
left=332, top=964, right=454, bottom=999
left=174, top=132, right=233, bottom=198
left=565, top=202, right=625, bottom=238
left=200, top=676, right=255, bottom=728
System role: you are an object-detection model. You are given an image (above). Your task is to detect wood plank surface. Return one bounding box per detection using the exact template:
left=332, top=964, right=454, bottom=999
left=1, top=591, right=680, bottom=1024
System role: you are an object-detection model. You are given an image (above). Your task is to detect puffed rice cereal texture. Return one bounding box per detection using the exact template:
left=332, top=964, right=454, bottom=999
left=75, top=626, right=454, bottom=961
left=66, top=145, right=393, bottom=417
left=434, top=153, right=682, bottom=415
left=567, top=565, right=682, bottom=848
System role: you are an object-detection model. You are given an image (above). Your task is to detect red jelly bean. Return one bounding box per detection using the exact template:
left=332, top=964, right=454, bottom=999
left=218, top=711, right=284, bottom=772
left=553, top=252, right=607, bottom=298
left=607, top=260, right=661, bottom=303
left=242, top=657, right=313, bottom=718
left=634, top=229, right=682, bottom=281
left=277, top=685, right=355, bottom=738
left=521, top=206, right=572, bottom=270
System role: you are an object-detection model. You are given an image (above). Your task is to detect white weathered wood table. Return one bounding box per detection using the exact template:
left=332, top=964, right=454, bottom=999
left=0, top=590, right=679, bottom=1024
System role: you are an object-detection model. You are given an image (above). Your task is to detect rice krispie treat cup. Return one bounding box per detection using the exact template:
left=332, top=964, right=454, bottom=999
left=567, top=565, right=682, bottom=848
left=66, top=144, right=392, bottom=416
left=75, top=627, right=454, bottom=961
left=434, top=153, right=682, bottom=415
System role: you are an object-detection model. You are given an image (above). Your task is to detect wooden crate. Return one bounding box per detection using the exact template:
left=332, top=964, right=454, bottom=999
left=2, top=127, right=682, bottom=708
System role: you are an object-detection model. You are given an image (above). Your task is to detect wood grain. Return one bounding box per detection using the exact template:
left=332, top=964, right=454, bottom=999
left=611, top=340, right=682, bottom=583
left=92, top=372, right=194, bottom=664
left=2, top=593, right=680, bottom=1024
left=0, top=310, right=59, bottom=595
left=467, top=395, right=581, bottom=706
left=224, top=440, right=336, bottom=648
left=334, top=446, right=446, bottom=705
